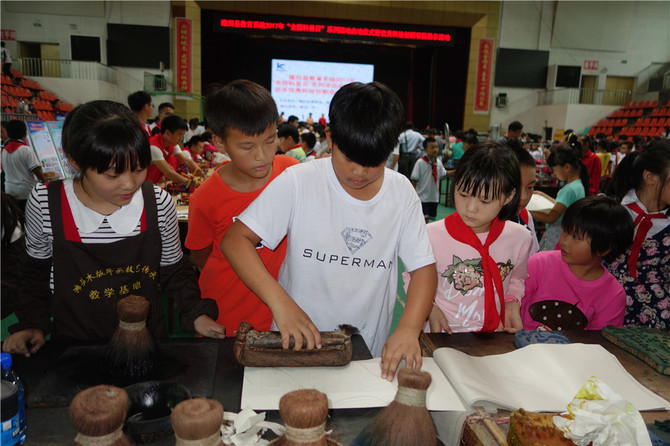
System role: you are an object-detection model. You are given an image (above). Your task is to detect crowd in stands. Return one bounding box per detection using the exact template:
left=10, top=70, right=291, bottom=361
left=2, top=78, right=669, bottom=379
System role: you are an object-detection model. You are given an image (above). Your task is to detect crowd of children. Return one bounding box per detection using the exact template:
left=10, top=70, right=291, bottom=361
left=2, top=79, right=669, bottom=380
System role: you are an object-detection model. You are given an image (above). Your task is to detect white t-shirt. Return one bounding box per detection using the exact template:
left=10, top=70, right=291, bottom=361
left=238, top=158, right=436, bottom=356
left=1, top=144, right=41, bottom=200
left=150, top=144, right=182, bottom=162
left=411, top=157, right=446, bottom=203
left=385, top=144, right=400, bottom=171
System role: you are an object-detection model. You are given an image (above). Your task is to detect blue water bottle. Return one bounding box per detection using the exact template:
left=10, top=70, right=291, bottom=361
left=1, top=353, right=26, bottom=445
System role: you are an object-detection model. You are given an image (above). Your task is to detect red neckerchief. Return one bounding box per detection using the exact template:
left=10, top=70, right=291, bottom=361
left=2, top=140, right=24, bottom=154
left=445, top=213, right=506, bottom=332
left=626, top=202, right=667, bottom=280
left=422, top=156, right=438, bottom=187
left=518, top=208, right=529, bottom=225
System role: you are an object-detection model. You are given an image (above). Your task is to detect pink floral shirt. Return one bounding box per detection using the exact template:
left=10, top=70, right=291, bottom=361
left=422, top=218, right=533, bottom=332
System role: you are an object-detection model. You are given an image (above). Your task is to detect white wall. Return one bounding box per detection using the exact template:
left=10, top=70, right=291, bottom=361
left=0, top=1, right=174, bottom=107
left=493, top=1, right=670, bottom=135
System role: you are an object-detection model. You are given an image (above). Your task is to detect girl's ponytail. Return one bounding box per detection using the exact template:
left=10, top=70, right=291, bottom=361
left=607, top=151, right=640, bottom=201
left=578, top=159, right=590, bottom=196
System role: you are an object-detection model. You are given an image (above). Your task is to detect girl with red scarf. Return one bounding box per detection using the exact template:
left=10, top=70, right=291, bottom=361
left=606, top=140, right=670, bottom=330
left=407, top=142, right=533, bottom=334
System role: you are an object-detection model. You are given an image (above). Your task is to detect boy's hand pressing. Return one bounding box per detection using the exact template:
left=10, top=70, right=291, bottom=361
left=380, top=325, right=422, bottom=381
left=428, top=305, right=453, bottom=334
left=272, top=298, right=322, bottom=351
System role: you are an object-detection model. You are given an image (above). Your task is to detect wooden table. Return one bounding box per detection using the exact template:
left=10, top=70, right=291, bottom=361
left=421, top=331, right=670, bottom=445
left=13, top=335, right=376, bottom=445
left=12, top=331, right=668, bottom=445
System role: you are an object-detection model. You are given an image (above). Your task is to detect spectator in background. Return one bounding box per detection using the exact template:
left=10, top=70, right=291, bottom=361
left=184, top=117, right=205, bottom=143
left=398, top=121, right=425, bottom=179
left=150, top=102, right=175, bottom=133
left=306, top=113, right=314, bottom=125
left=278, top=123, right=305, bottom=162
left=318, top=113, right=327, bottom=126
left=287, top=115, right=299, bottom=128
left=127, top=91, right=154, bottom=137
left=1, top=120, right=46, bottom=210
left=1, top=42, right=13, bottom=82
left=577, top=134, right=601, bottom=195
left=301, top=132, right=318, bottom=161
left=501, top=121, right=523, bottom=143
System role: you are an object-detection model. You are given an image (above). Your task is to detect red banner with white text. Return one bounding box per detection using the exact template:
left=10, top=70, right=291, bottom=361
left=175, top=18, right=192, bottom=94
left=474, top=38, right=494, bottom=114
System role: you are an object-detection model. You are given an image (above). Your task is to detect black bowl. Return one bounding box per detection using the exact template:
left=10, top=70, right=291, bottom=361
left=124, top=381, right=191, bottom=444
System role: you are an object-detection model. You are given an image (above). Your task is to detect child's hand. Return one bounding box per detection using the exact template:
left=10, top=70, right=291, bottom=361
left=193, top=315, right=226, bottom=339
left=503, top=300, right=523, bottom=333
left=428, top=305, right=452, bottom=334
left=2, top=329, right=46, bottom=357
left=381, top=326, right=422, bottom=381
left=273, top=300, right=322, bottom=351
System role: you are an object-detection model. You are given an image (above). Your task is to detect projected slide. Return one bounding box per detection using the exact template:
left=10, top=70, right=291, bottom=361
left=271, top=59, right=374, bottom=123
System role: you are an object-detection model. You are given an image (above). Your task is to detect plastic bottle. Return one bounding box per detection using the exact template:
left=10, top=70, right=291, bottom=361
left=1, top=353, right=26, bottom=445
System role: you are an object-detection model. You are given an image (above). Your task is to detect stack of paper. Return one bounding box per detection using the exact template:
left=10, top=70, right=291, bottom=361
left=241, top=344, right=670, bottom=412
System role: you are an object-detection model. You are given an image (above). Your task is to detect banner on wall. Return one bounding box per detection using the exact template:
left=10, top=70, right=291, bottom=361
left=474, top=38, right=494, bottom=114
left=175, top=18, right=192, bottom=94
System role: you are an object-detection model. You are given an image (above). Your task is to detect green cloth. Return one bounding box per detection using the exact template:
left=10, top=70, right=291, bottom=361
left=602, top=326, right=670, bottom=375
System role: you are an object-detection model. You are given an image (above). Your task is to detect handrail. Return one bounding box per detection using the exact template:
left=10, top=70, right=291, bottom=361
left=537, top=88, right=632, bottom=106
left=18, top=57, right=118, bottom=85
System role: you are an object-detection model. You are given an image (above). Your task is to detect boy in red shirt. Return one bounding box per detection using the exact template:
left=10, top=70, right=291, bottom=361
left=185, top=80, right=299, bottom=334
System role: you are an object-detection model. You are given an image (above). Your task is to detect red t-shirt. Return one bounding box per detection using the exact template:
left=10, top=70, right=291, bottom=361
left=185, top=155, right=299, bottom=333
left=581, top=150, right=602, bottom=195
left=147, top=133, right=178, bottom=183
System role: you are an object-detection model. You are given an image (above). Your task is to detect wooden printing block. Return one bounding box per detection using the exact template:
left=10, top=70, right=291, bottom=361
left=233, top=322, right=355, bottom=367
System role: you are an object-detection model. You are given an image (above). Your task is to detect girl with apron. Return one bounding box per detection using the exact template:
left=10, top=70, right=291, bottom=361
left=3, top=100, right=224, bottom=357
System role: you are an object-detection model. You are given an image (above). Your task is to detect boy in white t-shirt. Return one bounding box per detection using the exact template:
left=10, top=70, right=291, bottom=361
left=1, top=120, right=46, bottom=210
left=221, top=82, right=437, bottom=380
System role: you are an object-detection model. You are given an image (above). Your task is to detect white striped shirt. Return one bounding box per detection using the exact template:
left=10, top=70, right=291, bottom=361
left=25, top=181, right=183, bottom=291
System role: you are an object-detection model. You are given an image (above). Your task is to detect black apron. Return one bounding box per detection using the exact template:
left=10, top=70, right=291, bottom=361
left=47, top=180, right=167, bottom=341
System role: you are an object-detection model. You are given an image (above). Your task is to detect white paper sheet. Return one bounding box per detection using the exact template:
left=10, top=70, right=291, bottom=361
left=434, top=343, right=670, bottom=412
left=527, top=193, right=555, bottom=213
left=241, top=358, right=467, bottom=411
left=241, top=344, right=670, bottom=413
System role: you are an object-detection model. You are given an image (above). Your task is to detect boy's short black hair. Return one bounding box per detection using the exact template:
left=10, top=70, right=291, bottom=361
left=277, top=123, right=299, bottom=144
left=187, top=135, right=205, bottom=148
left=329, top=82, right=403, bottom=167
left=5, top=120, right=27, bottom=140
left=203, top=79, right=278, bottom=140
left=454, top=141, right=520, bottom=221
left=462, top=132, right=479, bottom=146
left=127, top=91, right=152, bottom=112
left=160, top=115, right=188, bottom=134
left=287, top=115, right=299, bottom=124
left=62, top=100, right=150, bottom=174
left=158, top=102, right=174, bottom=113
left=201, top=131, right=213, bottom=142
left=506, top=139, right=535, bottom=167
left=423, top=136, right=437, bottom=149
left=508, top=121, right=523, bottom=132
left=301, top=132, right=316, bottom=150
left=561, top=195, right=634, bottom=263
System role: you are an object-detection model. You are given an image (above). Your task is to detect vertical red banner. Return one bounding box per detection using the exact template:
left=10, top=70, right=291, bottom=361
left=474, top=38, right=494, bottom=114
left=175, top=18, right=192, bottom=94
